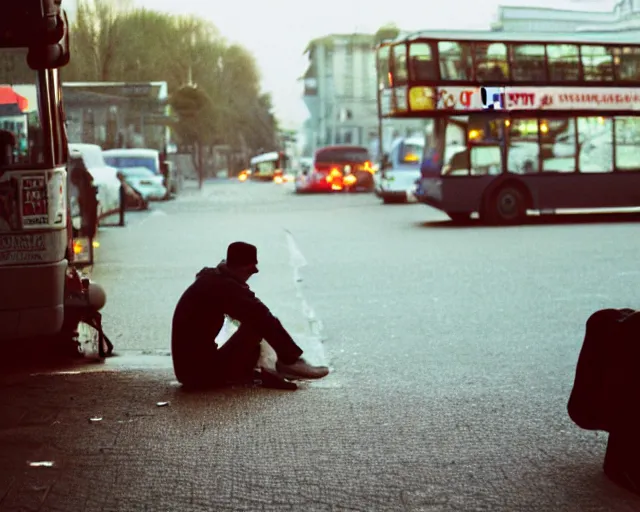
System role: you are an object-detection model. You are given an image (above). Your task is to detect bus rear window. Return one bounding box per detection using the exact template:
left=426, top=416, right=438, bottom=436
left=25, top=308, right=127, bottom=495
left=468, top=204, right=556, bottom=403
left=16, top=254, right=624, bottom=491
left=315, top=148, right=369, bottom=163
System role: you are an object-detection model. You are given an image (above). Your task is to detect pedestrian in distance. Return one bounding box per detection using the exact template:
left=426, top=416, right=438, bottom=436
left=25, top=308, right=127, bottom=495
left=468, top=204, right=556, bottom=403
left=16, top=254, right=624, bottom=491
left=171, top=242, right=329, bottom=390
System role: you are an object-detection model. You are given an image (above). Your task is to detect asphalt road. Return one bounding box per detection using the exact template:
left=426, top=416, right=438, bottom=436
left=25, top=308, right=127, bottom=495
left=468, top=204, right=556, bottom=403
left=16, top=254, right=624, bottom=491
left=1, top=179, right=640, bottom=511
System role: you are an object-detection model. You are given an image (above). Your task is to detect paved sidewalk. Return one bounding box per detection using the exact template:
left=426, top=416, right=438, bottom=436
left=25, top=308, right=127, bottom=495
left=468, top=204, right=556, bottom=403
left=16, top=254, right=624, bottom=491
left=1, top=358, right=639, bottom=512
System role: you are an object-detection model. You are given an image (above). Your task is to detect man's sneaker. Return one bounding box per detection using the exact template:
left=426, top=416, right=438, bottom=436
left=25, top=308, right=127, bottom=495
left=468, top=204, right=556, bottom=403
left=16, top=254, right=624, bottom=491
left=275, top=357, right=329, bottom=380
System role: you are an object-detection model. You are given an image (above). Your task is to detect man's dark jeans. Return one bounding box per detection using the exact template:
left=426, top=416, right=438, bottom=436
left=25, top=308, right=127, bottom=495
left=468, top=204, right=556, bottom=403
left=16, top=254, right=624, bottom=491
left=177, top=321, right=301, bottom=389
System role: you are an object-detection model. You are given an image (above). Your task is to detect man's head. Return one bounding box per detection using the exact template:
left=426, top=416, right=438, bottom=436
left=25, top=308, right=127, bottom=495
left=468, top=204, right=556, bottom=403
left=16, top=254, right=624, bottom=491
left=226, top=241, right=258, bottom=282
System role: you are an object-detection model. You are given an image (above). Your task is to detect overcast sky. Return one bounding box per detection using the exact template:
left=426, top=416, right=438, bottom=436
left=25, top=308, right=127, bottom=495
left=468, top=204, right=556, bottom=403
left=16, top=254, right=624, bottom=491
left=131, top=0, right=615, bottom=128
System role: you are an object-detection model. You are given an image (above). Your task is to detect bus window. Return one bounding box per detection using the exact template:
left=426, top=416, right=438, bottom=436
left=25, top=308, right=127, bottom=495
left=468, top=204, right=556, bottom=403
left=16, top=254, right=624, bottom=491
left=507, top=118, right=539, bottom=174
left=440, top=118, right=468, bottom=175
left=467, top=115, right=503, bottom=144
left=0, top=49, right=45, bottom=169
left=577, top=116, right=613, bottom=173
left=540, top=118, right=576, bottom=172
left=445, top=118, right=467, bottom=147
left=470, top=146, right=501, bottom=176
left=581, top=45, right=615, bottom=81
left=392, top=44, right=408, bottom=85
left=438, top=41, right=472, bottom=81
left=510, top=44, right=546, bottom=81
left=377, top=46, right=392, bottom=89
left=422, top=118, right=446, bottom=175
left=546, top=44, right=580, bottom=81
left=409, top=42, right=436, bottom=81
left=474, top=42, right=508, bottom=82
left=615, top=47, right=640, bottom=81
left=614, top=117, right=640, bottom=170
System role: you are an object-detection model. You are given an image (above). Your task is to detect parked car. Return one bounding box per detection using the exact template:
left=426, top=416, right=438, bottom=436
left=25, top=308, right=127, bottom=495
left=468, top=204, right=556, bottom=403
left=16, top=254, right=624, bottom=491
left=294, top=145, right=374, bottom=193
left=375, top=136, right=424, bottom=204
left=68, top=143, right=122, bottom=223
left=114, top=166, right=166, bottom=205
left=103, top=148, right=178, bottom=197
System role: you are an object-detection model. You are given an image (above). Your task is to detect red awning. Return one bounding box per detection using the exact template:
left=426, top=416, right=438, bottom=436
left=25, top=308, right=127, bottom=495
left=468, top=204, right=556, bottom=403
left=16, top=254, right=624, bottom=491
left=0, top=87, right=29, bottom=111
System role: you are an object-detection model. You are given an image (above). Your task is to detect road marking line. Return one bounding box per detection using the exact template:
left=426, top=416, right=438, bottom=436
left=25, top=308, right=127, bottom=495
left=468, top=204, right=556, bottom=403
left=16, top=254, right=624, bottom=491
left=284, top=229, right=329, bottom=368
left=131, top=209, right=168, bottom=228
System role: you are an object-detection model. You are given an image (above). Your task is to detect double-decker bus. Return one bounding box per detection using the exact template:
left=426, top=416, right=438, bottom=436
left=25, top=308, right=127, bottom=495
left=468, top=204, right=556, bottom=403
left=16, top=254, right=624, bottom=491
left=376, top=30, right=640, bottom=224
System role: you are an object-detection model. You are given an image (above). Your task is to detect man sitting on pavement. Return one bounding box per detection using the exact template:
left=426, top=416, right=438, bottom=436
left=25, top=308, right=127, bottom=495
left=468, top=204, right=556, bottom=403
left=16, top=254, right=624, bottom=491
left=171, top=241, right=329, bottom=390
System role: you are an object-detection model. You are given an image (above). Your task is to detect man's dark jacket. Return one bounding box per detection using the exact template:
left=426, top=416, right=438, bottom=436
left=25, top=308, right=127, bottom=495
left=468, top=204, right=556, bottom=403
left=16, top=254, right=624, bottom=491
left=171, top=261, right=302, bottom=381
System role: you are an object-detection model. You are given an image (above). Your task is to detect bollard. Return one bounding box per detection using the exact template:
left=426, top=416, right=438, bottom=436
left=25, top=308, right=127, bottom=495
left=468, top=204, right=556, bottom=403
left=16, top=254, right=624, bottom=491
left=118, top=182, right=126, bottom=227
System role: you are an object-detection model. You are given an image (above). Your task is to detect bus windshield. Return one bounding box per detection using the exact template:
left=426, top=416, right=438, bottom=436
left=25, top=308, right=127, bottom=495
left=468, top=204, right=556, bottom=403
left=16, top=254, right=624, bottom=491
left=0, top=48, right=45, bottom=170
left=255, top=161, right=276, bottom=174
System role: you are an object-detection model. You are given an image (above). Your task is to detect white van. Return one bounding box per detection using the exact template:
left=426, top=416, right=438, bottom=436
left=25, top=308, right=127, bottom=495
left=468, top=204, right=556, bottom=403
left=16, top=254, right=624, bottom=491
left=68, top=143, right=121, bottom=222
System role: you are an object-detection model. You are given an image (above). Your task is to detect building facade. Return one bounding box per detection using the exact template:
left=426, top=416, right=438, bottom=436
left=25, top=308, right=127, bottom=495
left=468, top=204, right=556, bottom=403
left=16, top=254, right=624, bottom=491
left=301, top=33, right=424, bottom=159
left=62, top=81, right=171, bottom=151
left=301, top=34, right=377, bottom=154
left=492, top=0, right=640, bottom=33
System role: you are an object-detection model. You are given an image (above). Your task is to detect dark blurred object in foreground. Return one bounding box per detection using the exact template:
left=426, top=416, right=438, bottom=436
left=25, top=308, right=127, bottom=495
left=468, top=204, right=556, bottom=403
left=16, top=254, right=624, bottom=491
left=568, top=308, right=640, bottom=495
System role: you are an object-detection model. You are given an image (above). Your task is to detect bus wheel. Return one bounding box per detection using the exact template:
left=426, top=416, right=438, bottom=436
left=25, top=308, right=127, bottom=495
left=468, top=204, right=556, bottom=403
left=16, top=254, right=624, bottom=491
left=484, top=184, right=526, bottom=225
left=447, top=212, right=471, bottom=224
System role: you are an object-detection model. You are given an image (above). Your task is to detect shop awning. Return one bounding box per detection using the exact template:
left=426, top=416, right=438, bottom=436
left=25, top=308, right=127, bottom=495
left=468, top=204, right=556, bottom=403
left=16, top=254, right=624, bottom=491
left=0, top=86, right=28, bottom=111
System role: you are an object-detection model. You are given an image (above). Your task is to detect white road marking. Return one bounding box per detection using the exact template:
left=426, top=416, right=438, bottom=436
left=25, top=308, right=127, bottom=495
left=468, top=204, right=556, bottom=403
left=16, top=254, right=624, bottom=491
left=284, top=229, right=329, bottom=369
left=128, top=209, right=168, bottom=229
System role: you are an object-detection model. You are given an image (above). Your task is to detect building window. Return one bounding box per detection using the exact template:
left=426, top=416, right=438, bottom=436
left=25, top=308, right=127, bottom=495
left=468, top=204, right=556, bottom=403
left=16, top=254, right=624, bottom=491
left=82, top=109, right=95, bottom=144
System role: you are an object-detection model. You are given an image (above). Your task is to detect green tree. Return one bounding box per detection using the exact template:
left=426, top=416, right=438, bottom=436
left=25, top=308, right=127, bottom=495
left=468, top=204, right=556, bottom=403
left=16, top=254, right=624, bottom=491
left=169, top=84, right=221, bottom=188
left=64, top=0, right=134, bottom=81
left=64, top=0, right=280, bottom=175
left=374, top=23, right=400, bottom=46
